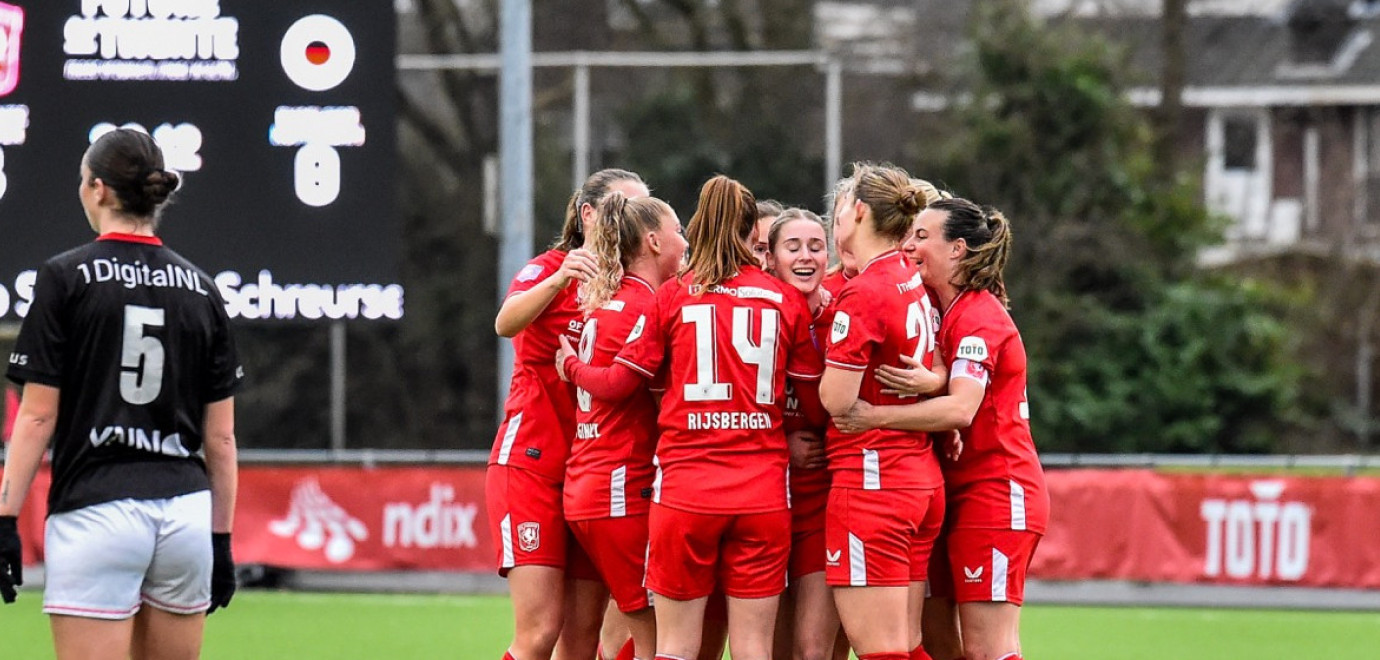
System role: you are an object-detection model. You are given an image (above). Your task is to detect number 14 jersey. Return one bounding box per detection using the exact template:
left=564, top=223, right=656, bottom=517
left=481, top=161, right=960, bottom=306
left=616, top=267, right=824, bottom=515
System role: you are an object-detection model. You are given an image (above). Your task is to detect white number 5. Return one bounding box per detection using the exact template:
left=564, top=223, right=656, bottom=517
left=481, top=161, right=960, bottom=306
left=120, top=305, right=166, bottom=405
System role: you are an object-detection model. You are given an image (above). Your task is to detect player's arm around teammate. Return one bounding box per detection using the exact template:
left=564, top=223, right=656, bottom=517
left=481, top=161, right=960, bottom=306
left=817, top=164, right=946, bottom=660
left=561, top=192, right=687, bottom=660
left=2, top=129, right=243, bottom=660
left=762, top=209, right=851, bottom=660
left=836, top=199, right=1049, bottom=660
left=488, top=169, right=649, bottom=660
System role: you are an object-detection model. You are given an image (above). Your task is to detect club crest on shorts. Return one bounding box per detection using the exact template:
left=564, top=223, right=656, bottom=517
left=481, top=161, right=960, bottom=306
left=517, top=521, right=541, bottom=552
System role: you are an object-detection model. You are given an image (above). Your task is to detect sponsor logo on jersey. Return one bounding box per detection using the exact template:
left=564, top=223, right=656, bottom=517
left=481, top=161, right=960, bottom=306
left=825, top=549, right=842, bottom=565
left=896, top=272, right=924, bottom=294
left=626, top=315, right=646, bottom=343
left=831, top=311, right=850, bottom=344
left=687, top=284, right=783, bottom=303
left=88, top=425, right=190, bottom=458
left=515, top=263, right=544, bottom=283
left=601, top=300, right=626, bottom=312
left=517, top=521, right=541, bottom=552
left=956, top=336, right=989, bottom=362
left=269, top=478, right=369, bottom=564
left=963, top=565, right=984, bottom=582
left=382, top=483, right=479, bottom=550
left=1200, top=480, right=1311, bottom=581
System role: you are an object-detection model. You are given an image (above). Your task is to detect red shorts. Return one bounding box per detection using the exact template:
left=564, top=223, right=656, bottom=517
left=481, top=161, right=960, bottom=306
left=824, top=486, right=944, bottom=587
left=645, top=503, right=790, bottom=600
left=927, top=528, right=1041, bottom=605
left=486, top=464, right=569, bottom=577
left=569, top=515, right=651, bottom=612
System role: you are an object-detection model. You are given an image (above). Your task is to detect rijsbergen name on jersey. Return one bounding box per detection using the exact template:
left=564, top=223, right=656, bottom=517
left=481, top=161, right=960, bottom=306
left=76, top=257, right=210, bottom=295
left=686, top=411, right=773, bottom=431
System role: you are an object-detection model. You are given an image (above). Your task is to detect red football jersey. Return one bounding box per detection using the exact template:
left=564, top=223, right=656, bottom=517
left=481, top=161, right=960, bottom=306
left=488, top=249, right=583, bottom=481
left=820, top=268, right=851, bottom=298
left=824, top=250, right=942, bottom=490
left=783, top=340, right=830, bottom=516
left=564, top=275, right=659, bottom=520
left=938, top=290, right=1049, bottom=534
left=616, top=266, right=824, bottom=515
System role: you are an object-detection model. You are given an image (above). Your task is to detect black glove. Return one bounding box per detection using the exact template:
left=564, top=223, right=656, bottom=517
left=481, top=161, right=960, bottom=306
left=0, top=515, right=22, bottom=604
left=207, top=532, right=236, bottom=614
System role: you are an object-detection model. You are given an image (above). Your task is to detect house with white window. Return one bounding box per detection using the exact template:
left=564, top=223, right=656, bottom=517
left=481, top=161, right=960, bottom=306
left=1072, top=0, right=1380, bottom=258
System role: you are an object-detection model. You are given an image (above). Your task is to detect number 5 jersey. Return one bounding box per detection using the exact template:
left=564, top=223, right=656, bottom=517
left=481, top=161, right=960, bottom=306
left=6, top=233, right=242, bottom=515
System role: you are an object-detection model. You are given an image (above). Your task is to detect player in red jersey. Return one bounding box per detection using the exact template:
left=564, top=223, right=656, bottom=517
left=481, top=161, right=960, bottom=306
left=557, top=192, right=687, bottom=660
left=818, top=164, right=948, bottom=660
left=751, top=199, right=785, bottom=266
left=760, top=208, right=853, bottom=660
left=838, top=198, right=1048, bottom=660
left=564, top=175, right=825, bottom=660
left=489, top=169, right=648, bottom=660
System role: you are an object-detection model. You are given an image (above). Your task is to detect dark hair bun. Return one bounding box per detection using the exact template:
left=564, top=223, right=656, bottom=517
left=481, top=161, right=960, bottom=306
left=142, top=170, right=180, bottom=206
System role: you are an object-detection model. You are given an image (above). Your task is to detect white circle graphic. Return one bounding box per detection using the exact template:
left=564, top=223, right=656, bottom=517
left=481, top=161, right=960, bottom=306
left=280, top=15, right=356, bottom=92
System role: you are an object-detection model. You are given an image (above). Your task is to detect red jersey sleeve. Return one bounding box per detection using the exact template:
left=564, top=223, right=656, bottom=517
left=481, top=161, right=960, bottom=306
left=504, top=252, right=560, bottom=300
left=947, top=308, right=1005, bottom=377
left=823, top=285, right=883, bottom=372
left=611, top=281, right=669, bottom=378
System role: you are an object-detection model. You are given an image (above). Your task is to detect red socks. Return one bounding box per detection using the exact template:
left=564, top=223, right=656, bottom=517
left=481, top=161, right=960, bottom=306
left=910, top=647, right=935, bottom=660
left=615, top=639, right=636, bottom=660
left=859, top=654, right=910, bottom=660
left=503, top=653, right=518, bottom=660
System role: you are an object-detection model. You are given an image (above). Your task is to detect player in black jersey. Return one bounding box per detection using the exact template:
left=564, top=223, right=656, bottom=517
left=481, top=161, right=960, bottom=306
left=0, top=129, right=242, bottom=660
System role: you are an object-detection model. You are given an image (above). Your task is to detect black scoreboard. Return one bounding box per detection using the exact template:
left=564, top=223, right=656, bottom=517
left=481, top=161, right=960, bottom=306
left=0, top=1, right=400, bottom=321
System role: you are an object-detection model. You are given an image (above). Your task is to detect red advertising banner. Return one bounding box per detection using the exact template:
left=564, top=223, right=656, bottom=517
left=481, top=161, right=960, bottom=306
left=5, top=465, right=1380, bottom=588
left=1031, top=469, right=1380, bottom=588
left=4, top=465, right=494, bottom=572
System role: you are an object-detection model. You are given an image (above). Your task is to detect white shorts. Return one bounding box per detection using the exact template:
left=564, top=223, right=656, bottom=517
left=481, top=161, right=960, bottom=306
left=43, top=490, right=212, bottom=619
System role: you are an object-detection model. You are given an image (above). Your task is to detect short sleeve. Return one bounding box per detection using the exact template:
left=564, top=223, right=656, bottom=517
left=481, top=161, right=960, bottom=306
left=504, top=256, right=554, bottom=300
left=612, top=284, right=669, bottom=378
left=946, top=307, right=1004, bottom=376
left=7, top=262, right=68, bottom=388
left=823, top=286, right=881, bottom=372
left=203, top=284, right=244, bottom=403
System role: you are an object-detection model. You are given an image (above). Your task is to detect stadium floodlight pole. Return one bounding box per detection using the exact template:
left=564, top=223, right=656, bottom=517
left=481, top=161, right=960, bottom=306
left=825, top=57, right=843, bottom=191
left=496, top=0, right=534, bottom=417
left=573, top=55, right=591, bottom=190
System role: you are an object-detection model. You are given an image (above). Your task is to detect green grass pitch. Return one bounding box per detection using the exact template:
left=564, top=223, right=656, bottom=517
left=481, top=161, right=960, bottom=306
left=6, top=589, right=1380, bottom=658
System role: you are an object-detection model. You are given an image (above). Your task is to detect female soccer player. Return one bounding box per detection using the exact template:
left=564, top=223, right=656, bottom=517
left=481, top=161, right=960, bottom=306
left=564, top=175, right=825, bottom=660
left=557, top=191, right=687, bottom=660
left=751, top=199, right=784, bottom=266
left=489, top=168, right=648, bottom=660
left=818, top=164, right=947, bottom=660
left=762, top=208, right=851, bottom=660
left=0, top=129, right=241, bottom=660
left=837, top=198, right=1049, bottom=660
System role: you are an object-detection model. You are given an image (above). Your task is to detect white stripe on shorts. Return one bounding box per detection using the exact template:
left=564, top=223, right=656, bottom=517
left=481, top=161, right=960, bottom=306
left=500, top=514, right=516, bottom=568
left=862, top=449, right=881, bottom=490
left=848, top=532, right=868, bottom=586
left=610, top=466, right=627, bottom=518
left=991, top=547, right=1010, bottom=602
left=1009, top=479, right=1027, bottom=531
left=497, top=412, right=523, bottom=464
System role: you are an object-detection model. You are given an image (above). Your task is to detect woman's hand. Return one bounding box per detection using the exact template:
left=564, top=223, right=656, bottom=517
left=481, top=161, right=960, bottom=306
left=832, top=400, right=880, bottom=434
left=788, top=430, right=827, bottom=470
left=940, top=430, right=963, bottom=462
left=555, top=334, right=578, bottom=382
left=555, top=249, right=598, bottom=289
left=875, top=354, right=945, bottom=397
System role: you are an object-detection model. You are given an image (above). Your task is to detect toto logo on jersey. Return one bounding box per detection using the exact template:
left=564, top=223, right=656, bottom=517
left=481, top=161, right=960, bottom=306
left=0, top=2, right=22, bottom=96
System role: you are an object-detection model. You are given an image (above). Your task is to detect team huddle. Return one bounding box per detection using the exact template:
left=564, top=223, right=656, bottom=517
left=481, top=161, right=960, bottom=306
left=488, top=165, right=1048, bottom=660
